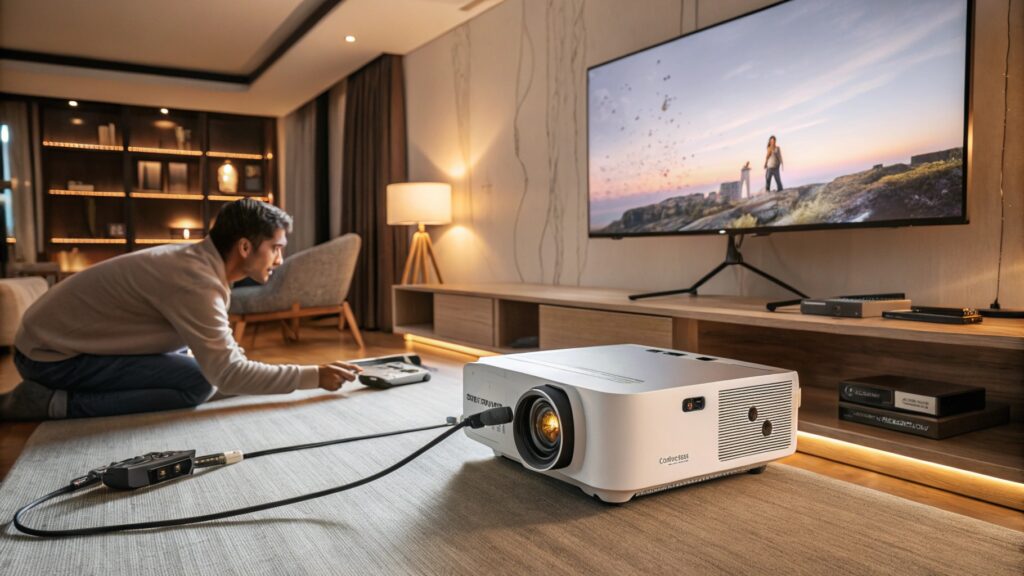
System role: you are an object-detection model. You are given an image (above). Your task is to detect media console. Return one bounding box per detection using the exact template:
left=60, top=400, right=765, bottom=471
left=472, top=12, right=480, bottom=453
left=393, top=283, right=1023, bottom=509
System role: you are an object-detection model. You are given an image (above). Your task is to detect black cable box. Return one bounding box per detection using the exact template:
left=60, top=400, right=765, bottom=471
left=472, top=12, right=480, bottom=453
left=801, top=296, right=910, bottom=318
left=839, top=375, right=985, bottom=417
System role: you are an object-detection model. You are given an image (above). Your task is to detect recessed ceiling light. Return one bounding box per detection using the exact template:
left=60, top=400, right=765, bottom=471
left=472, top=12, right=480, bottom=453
left=68, top=100, right=79, bottom=107
left=160, top=108, right=169, bottom=115
left=345, top=35, right=356, bottom=43
left=71, top=118, right=84, bottom=125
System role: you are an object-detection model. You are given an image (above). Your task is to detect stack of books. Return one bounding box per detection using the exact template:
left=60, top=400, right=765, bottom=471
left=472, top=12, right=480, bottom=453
left=838, top=375, right=1009, bottom=439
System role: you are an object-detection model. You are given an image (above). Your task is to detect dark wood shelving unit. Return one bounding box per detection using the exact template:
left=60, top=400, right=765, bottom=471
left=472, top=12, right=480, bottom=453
left=37, top=98, right=277, bottom=270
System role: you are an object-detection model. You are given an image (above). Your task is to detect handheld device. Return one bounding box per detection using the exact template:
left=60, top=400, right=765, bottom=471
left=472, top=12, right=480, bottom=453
left=350, top=354, right=431, bottom=389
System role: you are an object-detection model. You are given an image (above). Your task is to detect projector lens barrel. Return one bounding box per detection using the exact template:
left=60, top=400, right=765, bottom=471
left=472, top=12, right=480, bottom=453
left=514, top=385, right=574, bottom=471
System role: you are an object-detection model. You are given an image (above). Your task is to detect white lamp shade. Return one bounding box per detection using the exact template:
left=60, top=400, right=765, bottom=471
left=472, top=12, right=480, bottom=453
left=387, top=182, right=452, bottom=225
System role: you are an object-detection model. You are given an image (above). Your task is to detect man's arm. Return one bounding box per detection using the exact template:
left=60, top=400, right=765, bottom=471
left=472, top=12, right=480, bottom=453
left=162, top=284, right=355, bottom=395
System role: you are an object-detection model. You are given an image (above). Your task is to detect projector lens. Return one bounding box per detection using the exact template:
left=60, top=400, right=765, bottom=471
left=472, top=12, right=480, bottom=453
left=514, top=385, right=574, bottom=471
left=531, top=402, right=561, bottom=448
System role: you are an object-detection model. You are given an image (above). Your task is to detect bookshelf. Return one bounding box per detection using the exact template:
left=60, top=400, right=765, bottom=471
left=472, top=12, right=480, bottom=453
left=38, top=98, right=277, bottom=270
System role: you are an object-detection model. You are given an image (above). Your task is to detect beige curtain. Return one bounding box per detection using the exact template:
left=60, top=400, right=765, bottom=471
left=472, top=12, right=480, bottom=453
left=328, top=80, right=347, bottom=239
left=0, top=100, right=38, bottom=267
left=282, top=100, right=318, bottom=256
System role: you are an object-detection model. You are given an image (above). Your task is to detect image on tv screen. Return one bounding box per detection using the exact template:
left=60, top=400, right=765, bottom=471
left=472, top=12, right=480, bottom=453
left=588, top=0, right=968, bottom=235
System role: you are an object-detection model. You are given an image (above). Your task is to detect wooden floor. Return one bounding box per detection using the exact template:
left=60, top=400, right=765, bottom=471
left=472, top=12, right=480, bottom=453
left=1, top=319, right=1021, bottom=531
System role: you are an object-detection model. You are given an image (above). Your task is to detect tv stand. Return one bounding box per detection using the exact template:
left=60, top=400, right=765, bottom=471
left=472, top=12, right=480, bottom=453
left=629, top=234, right=808, bottom=301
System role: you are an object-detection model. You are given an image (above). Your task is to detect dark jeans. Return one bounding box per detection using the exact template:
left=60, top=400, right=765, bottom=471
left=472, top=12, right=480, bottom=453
left=766, top=167, right=783, bottom=192
left=14, top=349, right=213, bottom=418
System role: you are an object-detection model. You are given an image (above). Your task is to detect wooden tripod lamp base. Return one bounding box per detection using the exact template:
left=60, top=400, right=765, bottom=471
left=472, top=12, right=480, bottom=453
left=387, top=182, right=452, bottom=285
left=401, top=223, right=444, bottom=284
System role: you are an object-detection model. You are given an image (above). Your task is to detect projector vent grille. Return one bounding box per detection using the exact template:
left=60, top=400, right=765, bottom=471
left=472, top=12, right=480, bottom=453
left=718, top=381, right=793, bottom=462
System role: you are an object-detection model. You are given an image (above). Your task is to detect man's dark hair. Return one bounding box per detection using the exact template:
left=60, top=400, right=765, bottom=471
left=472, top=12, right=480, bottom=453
left=209, top=199, right=293, bottom=259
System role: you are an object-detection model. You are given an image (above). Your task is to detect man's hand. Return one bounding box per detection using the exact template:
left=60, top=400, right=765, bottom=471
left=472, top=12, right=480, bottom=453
left=317, top=361, right=363, bottom=391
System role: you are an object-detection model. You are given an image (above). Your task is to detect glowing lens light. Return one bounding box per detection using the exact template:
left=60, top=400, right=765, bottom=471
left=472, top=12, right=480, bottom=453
left=538, top=409, right=560, bottom=443
left=68, top=100, right=79, bottom=107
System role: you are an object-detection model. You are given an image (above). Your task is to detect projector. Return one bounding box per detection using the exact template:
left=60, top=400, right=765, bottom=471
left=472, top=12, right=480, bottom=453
left=463, top=344, right=800, bottom=503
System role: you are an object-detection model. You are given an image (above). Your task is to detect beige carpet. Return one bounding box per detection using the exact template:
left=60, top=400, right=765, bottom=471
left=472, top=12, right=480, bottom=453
left=0, top=365, right=1020, bottom=575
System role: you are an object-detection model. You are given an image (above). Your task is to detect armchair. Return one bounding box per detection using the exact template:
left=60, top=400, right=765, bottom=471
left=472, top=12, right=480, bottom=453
left=229, top=234, right=364, bottom=349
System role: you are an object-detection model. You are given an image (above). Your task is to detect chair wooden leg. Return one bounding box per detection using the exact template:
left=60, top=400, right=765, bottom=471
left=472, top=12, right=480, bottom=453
left=250, top=322, right=260, bottom=351
left=233, top=319, right=247, bottom=343
left=291, top=304, right=301, bottom=341
left=342, top=301, right=365, bottom=348
left=338, top=307, right=347, bottom=332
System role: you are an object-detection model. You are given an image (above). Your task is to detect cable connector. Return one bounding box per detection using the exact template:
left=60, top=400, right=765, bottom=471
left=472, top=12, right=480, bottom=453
left=194, top=450, right=244, bottom=469
left=463, top=406, right=513, bottom=429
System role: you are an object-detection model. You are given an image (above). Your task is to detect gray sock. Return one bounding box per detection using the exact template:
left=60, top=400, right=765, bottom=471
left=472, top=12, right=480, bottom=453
left=0, top=381, right=57, bottom=421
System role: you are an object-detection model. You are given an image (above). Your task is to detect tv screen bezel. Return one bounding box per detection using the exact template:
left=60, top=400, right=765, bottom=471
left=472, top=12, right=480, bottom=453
left=586, top=0, right=973, bottom=239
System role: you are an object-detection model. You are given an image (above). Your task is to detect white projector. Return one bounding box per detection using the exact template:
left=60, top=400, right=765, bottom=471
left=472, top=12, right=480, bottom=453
left=463, top=344, right=800, bottom=503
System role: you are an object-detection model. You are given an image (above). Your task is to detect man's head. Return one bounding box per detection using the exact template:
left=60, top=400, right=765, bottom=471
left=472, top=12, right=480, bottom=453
left=210, top=199, right=292, bottom=283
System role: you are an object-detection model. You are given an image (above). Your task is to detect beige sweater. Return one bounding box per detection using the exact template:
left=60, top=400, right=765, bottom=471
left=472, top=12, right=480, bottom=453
left=15, top=238, right=319, bottom=395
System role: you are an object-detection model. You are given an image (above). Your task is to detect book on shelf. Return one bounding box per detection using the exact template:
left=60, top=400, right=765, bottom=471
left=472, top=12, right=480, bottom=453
left=838, top=400, right=1009, bottom=440
left=839, top=375, right=985, bottom=417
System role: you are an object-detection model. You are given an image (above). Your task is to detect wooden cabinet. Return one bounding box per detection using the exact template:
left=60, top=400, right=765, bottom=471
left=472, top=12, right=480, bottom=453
left=538, top=305, right=672, bottom=349
left=434, top=294, right=494, bottom=347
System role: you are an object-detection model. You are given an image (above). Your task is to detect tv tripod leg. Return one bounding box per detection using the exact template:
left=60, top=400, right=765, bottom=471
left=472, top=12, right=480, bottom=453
left=738, top=262, right=808, bottom=298
left=628, top=261, right=730, bottom=300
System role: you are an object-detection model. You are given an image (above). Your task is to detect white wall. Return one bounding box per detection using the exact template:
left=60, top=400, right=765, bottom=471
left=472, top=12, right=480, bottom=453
left=405, top=0, right=1023, bottom=307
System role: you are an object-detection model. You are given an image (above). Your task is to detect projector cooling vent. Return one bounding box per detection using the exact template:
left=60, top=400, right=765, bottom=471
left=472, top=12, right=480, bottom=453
left=718, top=381, right=793, bottom=462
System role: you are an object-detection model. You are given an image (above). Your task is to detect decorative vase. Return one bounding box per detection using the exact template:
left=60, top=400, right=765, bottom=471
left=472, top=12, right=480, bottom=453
left=217, top=160, right=237, bottom=193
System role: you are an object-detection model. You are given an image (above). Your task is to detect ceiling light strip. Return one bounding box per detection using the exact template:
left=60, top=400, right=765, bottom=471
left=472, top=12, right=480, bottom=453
left=208, top=195, right=270, bottom=202
left=129, top=192, right=204, bottom=200
left=134, top=238, right=202, bottom=245
left=49, top=189, right=126, bottom=198
left=207, top=151, right=264, bottom=160
left=128, top=146, right=203, bottom=156
left=50, top=238, right=126, bottom=245
left=43, top=141, right=124, bottom=151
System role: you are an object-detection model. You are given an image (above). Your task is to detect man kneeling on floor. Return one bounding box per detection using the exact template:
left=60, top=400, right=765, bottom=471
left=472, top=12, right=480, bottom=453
left=0, top=199, right=361, bottom=421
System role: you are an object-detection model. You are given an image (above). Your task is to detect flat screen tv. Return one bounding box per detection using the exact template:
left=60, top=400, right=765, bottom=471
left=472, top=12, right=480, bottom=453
left=588, top=0, right=971, bottom=238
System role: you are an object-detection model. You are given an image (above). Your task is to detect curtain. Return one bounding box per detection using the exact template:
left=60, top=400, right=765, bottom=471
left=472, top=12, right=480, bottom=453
left=282, top=99, right=317, bottom=256
left=342, top=54, right=408, bottom=332
left=328, top=80, right=346, bottom=239
left=0, top=100, right=39, bottom=268
left=314, top=92, right=330, bottom=245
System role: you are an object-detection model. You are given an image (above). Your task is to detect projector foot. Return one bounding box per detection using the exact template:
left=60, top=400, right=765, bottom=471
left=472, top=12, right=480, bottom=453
left=747, top=465, right=768, bottom=475
left=583, top=488, right=634, bottom=504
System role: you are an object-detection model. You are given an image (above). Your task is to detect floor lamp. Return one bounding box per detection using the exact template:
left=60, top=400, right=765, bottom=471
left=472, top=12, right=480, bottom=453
left=387, top=182, right=452, bottom=284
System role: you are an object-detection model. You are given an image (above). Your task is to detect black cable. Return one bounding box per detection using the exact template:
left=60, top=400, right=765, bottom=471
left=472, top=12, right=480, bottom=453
left=990, top=0, right=1013, bottom=310
left=13, top=407, right=511, bottom=538
left=243, top=422, right=450, bottom=460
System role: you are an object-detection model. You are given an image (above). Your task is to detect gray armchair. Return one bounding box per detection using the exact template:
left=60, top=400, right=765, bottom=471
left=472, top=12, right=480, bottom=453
left=229, top=233, right=364, bottom=348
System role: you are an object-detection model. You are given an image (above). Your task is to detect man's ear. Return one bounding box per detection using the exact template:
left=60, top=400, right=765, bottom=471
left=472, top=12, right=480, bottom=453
left=238, top=238, right=252, bottom=258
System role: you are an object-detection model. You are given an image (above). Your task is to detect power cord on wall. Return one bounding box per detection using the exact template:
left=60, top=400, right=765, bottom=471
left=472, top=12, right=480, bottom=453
left=12, top=407, right=513, bottom=538
left=982, top=0, right=1023, bottom=318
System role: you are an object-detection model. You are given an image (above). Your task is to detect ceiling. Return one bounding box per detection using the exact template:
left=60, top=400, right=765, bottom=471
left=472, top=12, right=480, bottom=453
left=0, top=0, right=501, bottom=116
